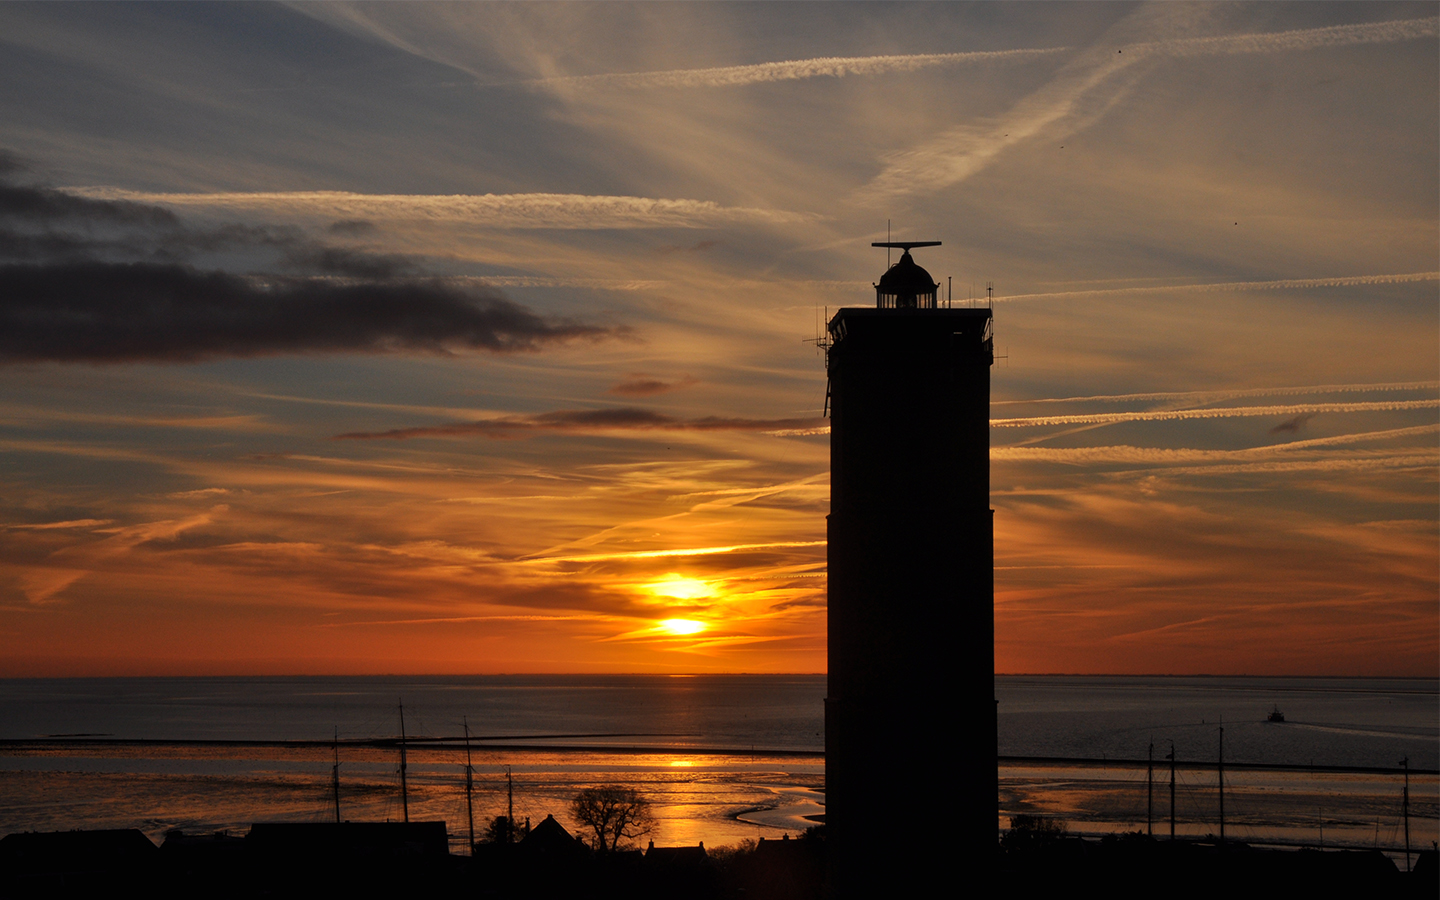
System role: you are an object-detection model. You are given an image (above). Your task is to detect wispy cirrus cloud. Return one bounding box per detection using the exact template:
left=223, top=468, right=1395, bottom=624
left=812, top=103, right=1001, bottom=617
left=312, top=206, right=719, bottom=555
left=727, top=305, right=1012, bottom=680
left=995, top=424, right=1440, bottom=463
left=2, top=518, right=113, bottom=531
left=609, top=374, right=698, bottom=397
left=995, top=381, right=1440, bottom=406
left=992, top=398, right=1438, bottom=428
left=998, top=272, right=1440, bottom=303
left=860, top=15, right=1439, bottom=201
left=333, top=407, right=827, bottom=440
left=17, top=508, right=223, bottom=604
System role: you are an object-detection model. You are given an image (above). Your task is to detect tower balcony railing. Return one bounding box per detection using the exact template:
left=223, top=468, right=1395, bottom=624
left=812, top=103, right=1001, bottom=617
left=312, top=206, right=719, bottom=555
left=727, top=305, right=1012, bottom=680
left=876, top=290, right=938, bottom=309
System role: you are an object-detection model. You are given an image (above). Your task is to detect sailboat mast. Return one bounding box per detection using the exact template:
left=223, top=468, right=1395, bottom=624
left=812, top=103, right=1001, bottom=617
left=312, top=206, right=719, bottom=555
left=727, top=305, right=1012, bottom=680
left=507, top=764, right=514, bottom=840
left=464, top=716, right=475, bottom=854
left=399, top=700, right=409, bottom=824
left=332, top=727, right=341, bottom=824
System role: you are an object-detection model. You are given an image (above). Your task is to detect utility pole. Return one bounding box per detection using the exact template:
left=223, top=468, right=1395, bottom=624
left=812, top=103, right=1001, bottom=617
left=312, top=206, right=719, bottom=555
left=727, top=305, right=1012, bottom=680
left=507, top=764, right=515, bottom=842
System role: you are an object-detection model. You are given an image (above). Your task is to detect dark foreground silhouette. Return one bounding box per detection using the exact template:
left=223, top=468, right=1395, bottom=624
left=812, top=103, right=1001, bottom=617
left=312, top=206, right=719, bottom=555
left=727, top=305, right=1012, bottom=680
left=0, top=819, right=1433, bottom=899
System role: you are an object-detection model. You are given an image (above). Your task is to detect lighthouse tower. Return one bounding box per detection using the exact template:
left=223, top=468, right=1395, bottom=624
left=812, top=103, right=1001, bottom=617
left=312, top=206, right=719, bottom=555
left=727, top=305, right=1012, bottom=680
left=824, top=242, right=996, bottom=894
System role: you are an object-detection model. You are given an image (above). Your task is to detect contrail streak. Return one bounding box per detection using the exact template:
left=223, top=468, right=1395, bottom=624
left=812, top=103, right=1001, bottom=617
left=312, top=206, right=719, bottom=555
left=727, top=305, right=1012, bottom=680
left=535, top=17, right=1436, bottom=91
left=994, top=381, right=1440, bottom=406
left=861, top=15, right=1438, bottom=200
left=534, top=47, right=1069, bottom=90
left=998, top=273, right=1440, bottom=303
left=71, top=189, right=812, bottom=229
left=517, top=540, right=827, bottom=565
left=992, top=399, right=1439, bottom=428
left=992, top=427, right=1440, bottom=464
left=1151, top=15, right=1439, bottom=58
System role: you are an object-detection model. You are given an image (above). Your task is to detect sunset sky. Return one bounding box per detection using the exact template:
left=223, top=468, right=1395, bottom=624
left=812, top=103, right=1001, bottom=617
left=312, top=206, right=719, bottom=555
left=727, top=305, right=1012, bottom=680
left=1, top=2, right=1435, bottom=676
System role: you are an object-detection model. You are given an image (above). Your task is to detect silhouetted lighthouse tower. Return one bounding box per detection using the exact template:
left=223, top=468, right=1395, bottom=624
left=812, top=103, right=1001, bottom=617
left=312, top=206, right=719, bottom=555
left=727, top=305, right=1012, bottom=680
left=825, top=242, right=995, bottom=895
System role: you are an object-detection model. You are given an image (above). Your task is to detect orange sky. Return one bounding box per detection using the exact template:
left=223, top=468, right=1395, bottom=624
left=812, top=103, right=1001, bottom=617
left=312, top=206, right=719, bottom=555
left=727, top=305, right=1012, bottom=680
left=0, top=3, right=1435, bottom=676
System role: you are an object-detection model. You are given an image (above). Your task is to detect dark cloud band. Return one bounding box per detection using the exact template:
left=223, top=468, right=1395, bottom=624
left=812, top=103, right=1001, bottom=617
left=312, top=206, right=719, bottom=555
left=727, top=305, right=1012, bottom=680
left=0, top=262, right=613, bottom=363
left=0, top=151, right=618, bottom=363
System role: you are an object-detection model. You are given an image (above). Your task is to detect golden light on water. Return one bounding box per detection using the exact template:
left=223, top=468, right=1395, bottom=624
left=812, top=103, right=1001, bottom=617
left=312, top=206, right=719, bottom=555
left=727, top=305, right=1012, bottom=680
left=660, top=619, right=707, bottom=636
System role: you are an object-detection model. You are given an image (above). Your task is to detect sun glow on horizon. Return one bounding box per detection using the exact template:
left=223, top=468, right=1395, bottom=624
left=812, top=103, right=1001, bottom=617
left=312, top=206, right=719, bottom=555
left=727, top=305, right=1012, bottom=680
left=647, top=576, right=715, bottom=601
left=660, top=618, right=707, bottom=636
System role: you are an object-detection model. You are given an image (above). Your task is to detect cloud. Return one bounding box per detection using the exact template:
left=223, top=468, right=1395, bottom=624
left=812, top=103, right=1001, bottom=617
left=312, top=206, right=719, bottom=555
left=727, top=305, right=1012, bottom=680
left=534, top=47, right=1069, bottom=90
left=654, top=240, right=719, bottom=255
left=19, top=509, right=222, bottom=604
left=333, top=407, right=827, bottom=440
left=992, top=439, right=1438, bottom=469
left=859, top=15, right=1439, bottom=201
left=998, top=272, right=1440, bottom=303
left=327, top=219, right=377, bottom=236
left=517, top=540, right=827, bottom=566
left=1154, top=15, right=1438, bottom=59
left=1269, top=413, right=1315, bottom=434
left=0, top=154, right=620, bottom=363
left=0, top=180, right=178, bottom=228
left=995, top=381, right=1440, bottom=406
left=0, top=262, right=613, bottom=364
left=609, top=374, right=698, bottom=397
left=992, top=398, right=1439, bottom=428
left=2, top=519, right=113, bottom=531
left=71, top=189, right=814, bottom=230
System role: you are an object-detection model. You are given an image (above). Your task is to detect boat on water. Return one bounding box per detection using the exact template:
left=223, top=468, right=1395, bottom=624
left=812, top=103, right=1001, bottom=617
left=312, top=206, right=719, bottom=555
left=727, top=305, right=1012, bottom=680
left=1266, top=705, right=1285, bottom=723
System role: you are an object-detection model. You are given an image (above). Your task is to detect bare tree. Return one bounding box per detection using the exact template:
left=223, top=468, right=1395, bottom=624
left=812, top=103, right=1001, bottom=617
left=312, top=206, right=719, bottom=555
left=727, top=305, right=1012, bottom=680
left=570, top=786, right=651, bottom=852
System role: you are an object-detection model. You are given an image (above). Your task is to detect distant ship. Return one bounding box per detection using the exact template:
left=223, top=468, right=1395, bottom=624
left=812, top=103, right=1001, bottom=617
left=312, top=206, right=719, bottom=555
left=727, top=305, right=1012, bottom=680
left=1266, top=705, right=1285, bottom=723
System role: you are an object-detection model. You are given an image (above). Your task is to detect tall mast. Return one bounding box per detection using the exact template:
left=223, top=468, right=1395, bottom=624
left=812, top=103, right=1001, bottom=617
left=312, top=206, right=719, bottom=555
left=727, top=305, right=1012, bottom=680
left=1401, top=756, right=1411, bottom=872
left=1217, top=726, right=1225, bottom=844
left=464, top=717, right=476, bottom=854
left=399, top=700, right=409, bottom=824
left=1168, top=741, right=1176, bottom=839
left=1147, top=741, right=1154, bottom=837
left=332, top=727, right=341, bottom=824
left=506, top=764, right=514, bottom=839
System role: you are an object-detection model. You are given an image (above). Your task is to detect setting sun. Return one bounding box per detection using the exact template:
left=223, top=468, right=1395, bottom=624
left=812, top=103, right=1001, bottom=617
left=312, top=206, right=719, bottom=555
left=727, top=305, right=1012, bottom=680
left=660, top=619, right=707, bottom=636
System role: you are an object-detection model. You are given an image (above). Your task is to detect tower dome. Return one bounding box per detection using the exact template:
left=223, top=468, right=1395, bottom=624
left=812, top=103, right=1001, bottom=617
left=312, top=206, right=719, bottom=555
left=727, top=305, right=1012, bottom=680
left=872, top=241, right=940, bottom=309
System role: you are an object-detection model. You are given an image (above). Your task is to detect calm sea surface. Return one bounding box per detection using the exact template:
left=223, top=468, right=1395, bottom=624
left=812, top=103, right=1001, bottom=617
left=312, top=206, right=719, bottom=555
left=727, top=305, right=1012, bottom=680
left=0, top=675, right=1433, bottom=853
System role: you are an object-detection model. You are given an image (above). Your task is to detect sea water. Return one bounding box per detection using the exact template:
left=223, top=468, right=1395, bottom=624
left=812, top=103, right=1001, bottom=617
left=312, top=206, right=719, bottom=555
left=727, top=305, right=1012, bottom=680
left=0, top=675, right=1433, bottom=854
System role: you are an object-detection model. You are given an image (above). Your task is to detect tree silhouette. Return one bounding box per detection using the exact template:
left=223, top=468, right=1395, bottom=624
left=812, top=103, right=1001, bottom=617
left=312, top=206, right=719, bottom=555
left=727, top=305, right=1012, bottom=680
left=570, top=786, right=651, bottom=852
